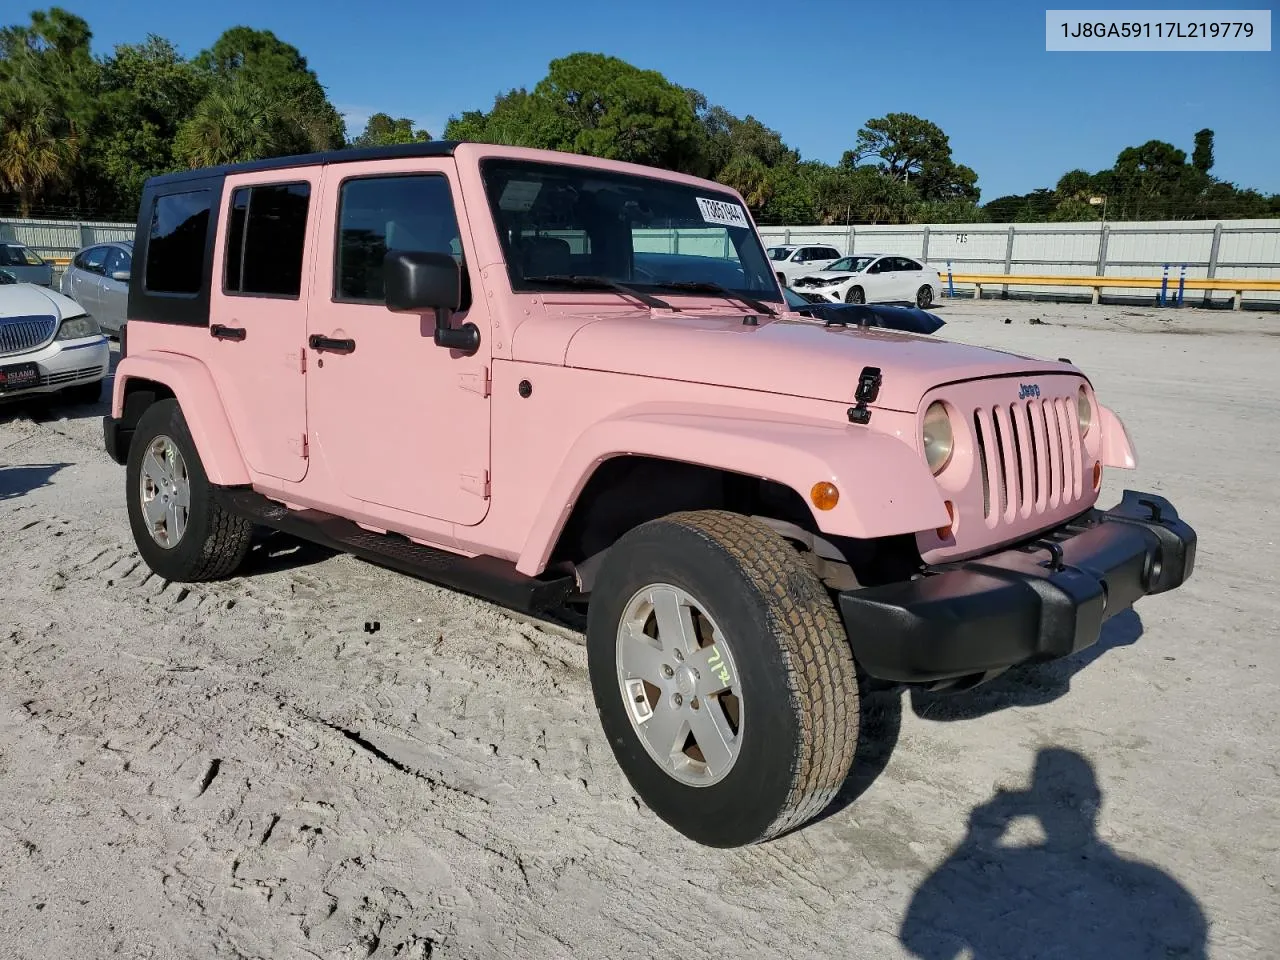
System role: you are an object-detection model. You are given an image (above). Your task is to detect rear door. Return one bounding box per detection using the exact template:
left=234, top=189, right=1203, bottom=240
left=205, top=171, right=318, bottom=483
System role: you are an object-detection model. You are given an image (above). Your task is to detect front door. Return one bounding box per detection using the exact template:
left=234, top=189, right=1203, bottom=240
left=205, top=172, right=317, bottom=483
left=304, top=160, right=492, bottom=527
left=98, top=246, right=132, bottom=333
left=70, top=246, right=107, bottom=317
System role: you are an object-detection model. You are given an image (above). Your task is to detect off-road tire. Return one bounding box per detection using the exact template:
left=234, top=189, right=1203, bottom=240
left=586, top=510, right=860, bottom=847
left=845, top=286, right=866, bottom=304
left=125, top=398, right=253, bottom=582
left=916, top=285, right=934, bottom=309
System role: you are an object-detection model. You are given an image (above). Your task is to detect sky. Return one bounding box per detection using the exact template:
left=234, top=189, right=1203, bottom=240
left=30, top=0, right=1280, bottom=201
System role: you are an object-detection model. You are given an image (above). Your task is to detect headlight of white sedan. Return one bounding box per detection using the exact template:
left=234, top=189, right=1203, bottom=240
left=922, top=401, right=955, bottom=475
left=56, top=314, right=101, bottom=340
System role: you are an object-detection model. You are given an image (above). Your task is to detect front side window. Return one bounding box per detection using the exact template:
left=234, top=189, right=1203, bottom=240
left=481, top=159, right=780, bottom=303
left=103, top=247, right=131, bottom=277
left=145, top=190, right=213, bottom=295
left=767, top=246, right=793, bottom=262
left=334, top=174, right=465, bottom=305
left=224, top=182, right=311, bottom=297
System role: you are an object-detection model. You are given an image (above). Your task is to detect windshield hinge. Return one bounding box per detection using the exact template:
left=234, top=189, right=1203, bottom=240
left=459, top=366, right=491, bottom=397
left=847, top=366, right=882, bottom=425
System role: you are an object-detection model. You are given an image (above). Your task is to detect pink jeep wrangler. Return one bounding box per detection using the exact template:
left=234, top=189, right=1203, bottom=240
left=102, top=142, right=1196, bottom=847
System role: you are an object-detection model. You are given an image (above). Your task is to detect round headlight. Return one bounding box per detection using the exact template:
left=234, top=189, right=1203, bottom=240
left=1077, top=386, right=1093, bottom=435
left=922, top=401, right=954, bottom=475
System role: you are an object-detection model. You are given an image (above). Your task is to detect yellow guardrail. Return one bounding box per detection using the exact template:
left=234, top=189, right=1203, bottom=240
left=942, top=271, right=1280, bottom=310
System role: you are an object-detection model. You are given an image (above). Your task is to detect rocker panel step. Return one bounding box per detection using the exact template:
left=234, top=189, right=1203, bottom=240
left=218, top=489, right=576, bottom=613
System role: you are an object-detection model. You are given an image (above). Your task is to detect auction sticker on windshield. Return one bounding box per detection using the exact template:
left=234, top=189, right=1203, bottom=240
left=696, top=197, right=750, bottom=229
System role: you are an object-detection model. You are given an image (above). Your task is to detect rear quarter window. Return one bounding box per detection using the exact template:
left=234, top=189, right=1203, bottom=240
left=145, top=190, right=214, bottom=295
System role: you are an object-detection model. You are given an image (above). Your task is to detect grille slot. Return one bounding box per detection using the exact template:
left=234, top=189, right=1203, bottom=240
left=975, top=394, right=1083, bottom=528
left=0, top=315, right=58, bottom=357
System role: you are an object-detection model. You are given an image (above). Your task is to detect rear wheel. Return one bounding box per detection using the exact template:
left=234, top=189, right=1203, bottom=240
left=586, top=510, right=859, bottom=847
left=125, top=398, right=253, bottom=582
left=916, top=285, right=934, bottom=309
left=845, top=286, right=866, bottom=304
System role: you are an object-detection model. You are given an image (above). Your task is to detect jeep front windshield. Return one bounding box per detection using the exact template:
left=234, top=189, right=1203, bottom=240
left=480, top=158, right=781, bottom=306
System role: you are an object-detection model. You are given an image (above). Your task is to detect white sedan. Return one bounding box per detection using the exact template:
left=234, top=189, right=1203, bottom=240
left=791, top=253, right=941, bottom=309
left=0, top=275, right=110, bottom=406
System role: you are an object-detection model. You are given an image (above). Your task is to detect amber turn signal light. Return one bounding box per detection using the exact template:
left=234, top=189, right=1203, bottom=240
left=810, top=481, right=840, bottom=511
left=1093, top=461, right=1102, bottom=491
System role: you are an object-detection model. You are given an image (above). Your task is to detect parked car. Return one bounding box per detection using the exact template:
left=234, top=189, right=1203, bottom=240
left=793, top=253, right=942, bottom=309
left=766, top=242, right=843, bottom=286
left=0, top=280, right=109, bottom=405
left=782, top=286, right=945, bottom=335
left=59, top=240, right=133, bottom=334
left=0, top=242, right=54, bottom=287
left=102, top=141, right=1195, bottom=849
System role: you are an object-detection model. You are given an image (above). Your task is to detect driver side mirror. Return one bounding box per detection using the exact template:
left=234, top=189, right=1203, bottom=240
left=383, top=249, right=479, bottom=355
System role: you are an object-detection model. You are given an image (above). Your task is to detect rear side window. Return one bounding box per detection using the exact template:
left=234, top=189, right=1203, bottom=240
left=334, top=174, right=466, bottom=306
left=145, top=190, right=213, bottom=295
left=224, top=182, right=312, bottom=297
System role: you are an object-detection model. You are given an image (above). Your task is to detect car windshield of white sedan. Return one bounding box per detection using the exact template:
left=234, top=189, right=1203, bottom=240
left=481, top=158, right=781, bottom=302
left=0, top=244, right=44, bottom=267
left=825, top=256, right=875, bottom=273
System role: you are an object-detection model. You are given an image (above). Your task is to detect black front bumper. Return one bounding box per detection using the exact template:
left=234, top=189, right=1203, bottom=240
left=838, top=490, right=1197, bottom=685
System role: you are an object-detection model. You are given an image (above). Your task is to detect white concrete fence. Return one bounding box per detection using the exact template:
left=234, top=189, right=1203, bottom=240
left=5, top=215, right=1278, bottom=307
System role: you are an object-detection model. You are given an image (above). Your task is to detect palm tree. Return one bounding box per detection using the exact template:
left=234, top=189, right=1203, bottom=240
left=174, top=80, right=283, bottom=168
left=0, top=88, right=78, bottom=216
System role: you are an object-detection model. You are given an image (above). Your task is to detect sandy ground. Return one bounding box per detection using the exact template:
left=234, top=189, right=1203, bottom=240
left=1, top=298, right=1277, bottom=960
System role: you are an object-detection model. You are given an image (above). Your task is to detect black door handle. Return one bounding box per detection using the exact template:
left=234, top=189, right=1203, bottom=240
left=211, top=324, right=246, bottom=341
left=309, top=334, right=356, bottom=354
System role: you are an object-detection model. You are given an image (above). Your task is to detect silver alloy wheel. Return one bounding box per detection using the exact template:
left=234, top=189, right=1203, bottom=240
left=616, top=583, right=744, bottom=787
left=138, top=434, right=191, bottom=549
left=917, top=285, right=933, bottom=309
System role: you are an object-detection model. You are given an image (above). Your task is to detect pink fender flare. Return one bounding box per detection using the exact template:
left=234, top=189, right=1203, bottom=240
left=112, top=352, right=250, bottom=486
left=515, top=403, right=950, bottom=577
left=1098, top=404, right=1138, bottom=470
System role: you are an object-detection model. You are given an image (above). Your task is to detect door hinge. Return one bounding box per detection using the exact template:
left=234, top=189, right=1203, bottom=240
left=293, top=432, right=309, bottom=459
left=460, top=470, right=490, bottom=499
left=458, top=366, right=491, bottom=397
left=299, top=347, right=307, bottom=374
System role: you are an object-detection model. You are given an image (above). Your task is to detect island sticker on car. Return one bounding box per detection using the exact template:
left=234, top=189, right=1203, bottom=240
left=0, top=361, right=39, bottom=392
left=696, top=197, right=750, bottom=229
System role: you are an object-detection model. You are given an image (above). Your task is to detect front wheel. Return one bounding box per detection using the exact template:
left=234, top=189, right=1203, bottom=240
left=586, top=510, right=860, bottom=847
left=916, top=285, right=934, bottom=309
left=125, top=398, right=253, bottom=582
left=845, top=286, right=866, bottom=304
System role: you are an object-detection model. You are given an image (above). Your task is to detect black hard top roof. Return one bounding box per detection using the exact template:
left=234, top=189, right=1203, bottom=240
left=145, top=140, right=462, bottom=188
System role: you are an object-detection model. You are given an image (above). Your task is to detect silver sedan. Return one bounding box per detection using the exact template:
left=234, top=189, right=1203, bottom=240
left=59, top=240, right=133, bottom=335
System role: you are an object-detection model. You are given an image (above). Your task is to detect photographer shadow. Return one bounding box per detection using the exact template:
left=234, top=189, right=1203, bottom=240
left=899, top=747, right=1207, bottom=959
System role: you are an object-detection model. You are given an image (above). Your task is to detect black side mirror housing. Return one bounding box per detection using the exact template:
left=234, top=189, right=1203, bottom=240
left=382, top=249, right=480, bottom=354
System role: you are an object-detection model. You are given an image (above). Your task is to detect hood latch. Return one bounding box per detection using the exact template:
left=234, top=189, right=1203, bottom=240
left=847, top=366, right=882, bottom=425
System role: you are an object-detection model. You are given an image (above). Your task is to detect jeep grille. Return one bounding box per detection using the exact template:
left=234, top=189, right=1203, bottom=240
left=0, top=315, right=57, bottom=358
left=973, top=395, right=1084, bottom=527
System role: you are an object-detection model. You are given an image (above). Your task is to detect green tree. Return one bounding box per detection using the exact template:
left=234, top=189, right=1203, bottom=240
left=174, top=78, right=285, bottom=167
left=0, top=86, right=77, bottom=215
left=351, top=112, right=431, bottom=147
left=1192, top=128, right=1214, bottom=174
left=851, top=113, right=979, bottom=202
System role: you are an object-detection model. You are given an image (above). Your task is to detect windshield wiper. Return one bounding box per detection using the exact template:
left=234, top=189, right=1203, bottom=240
left=523, top=275, right=674, bottom=310
left=654, top=281, right=778, bottom=317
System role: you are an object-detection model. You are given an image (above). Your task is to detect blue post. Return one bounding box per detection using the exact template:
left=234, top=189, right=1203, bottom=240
left=947, top=260, right=955, bottom=299
left=1159, top=263, right=1169, bottom=306
left=1177, top=264, right=1186, bottom=306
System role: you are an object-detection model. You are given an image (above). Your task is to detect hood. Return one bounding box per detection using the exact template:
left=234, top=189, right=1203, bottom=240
left=0, top=282, right=82, bottom=321
left=558, top=311, right=1074, bottom=412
